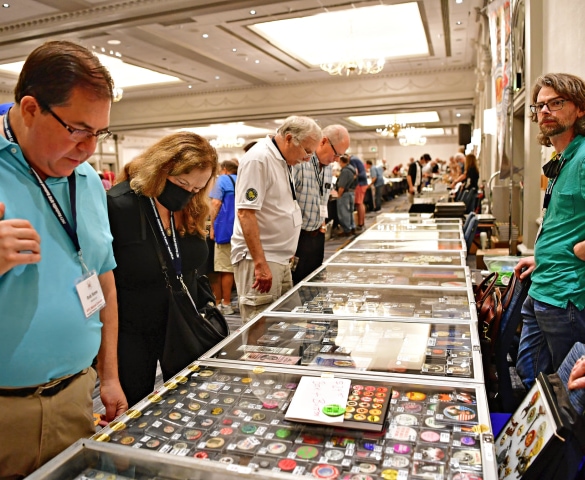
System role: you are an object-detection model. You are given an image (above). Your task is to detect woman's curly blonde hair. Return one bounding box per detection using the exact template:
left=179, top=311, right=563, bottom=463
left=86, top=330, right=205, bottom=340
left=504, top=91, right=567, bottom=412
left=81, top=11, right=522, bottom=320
left=118, top=132, right=218, bottom=237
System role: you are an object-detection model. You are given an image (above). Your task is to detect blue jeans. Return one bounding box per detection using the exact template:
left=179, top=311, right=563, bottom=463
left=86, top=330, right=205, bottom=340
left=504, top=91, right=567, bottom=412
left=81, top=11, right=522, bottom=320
left=516, top=295, right=585, bottom=389
left=337, top=192, right=355, bottom=232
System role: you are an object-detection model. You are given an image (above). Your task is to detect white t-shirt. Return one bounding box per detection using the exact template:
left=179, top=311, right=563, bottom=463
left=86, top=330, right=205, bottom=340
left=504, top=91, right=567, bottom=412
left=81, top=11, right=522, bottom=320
left=231, top=135, right=302, bottom=265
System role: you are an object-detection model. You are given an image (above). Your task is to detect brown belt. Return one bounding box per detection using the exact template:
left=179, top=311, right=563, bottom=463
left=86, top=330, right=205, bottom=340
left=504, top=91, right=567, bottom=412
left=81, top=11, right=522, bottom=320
left=0, top=370, right=86, bottom=398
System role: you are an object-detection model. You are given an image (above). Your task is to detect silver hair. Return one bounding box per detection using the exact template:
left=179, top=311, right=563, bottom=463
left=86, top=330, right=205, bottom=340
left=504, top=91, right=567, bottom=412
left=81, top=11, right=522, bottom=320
left=277, top=115, right=322, bottom=145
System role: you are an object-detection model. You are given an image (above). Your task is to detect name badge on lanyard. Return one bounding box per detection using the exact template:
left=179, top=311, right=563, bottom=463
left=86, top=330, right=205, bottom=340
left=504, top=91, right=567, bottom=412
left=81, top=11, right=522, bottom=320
left=320, top=205, right=328, bottom=218
left=75, top=272, right=106, bottom=318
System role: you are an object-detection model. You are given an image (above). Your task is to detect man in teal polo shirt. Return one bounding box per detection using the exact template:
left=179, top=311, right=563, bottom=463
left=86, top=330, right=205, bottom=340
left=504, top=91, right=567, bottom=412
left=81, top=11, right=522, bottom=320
left=514, top=73, right=585, bottom=389
left=0, top=41, right=127, bottom=476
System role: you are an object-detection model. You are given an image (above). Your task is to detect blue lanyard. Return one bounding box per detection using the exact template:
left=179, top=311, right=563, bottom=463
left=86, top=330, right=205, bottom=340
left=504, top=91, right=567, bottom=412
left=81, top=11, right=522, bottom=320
left=149, top=198, right=183, bottom=277
left=3, top=109, right=87, bottom=273
left=311, top=156, right=325, bottom=197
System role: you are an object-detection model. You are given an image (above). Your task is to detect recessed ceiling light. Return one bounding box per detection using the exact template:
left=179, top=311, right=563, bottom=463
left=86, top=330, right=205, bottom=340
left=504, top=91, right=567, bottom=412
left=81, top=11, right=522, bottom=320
left=232, top=48, right=237, bottom=52
left=107, top=39, right=121, bottom=45
left=255, top=60, right=260, bottom=64
left=250, top=10, right=256, bottom=15
left=188, top=85, right=192, bottom=89
left=2, top=3, right=10, bottom=7
left=456, top=113, right=461, bottom=117
left=202, top=33, right=209, bottom=39
left=215, top=76, right=220, bottom=80
left=455, top=0, right=463, bottom=3
left=456, top=21, right=462, bottom=25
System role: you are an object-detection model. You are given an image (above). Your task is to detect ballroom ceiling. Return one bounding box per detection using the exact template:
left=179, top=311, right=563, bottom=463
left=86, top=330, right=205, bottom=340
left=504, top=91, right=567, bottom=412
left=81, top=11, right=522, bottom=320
left=0, top=0, right=488, bottom=141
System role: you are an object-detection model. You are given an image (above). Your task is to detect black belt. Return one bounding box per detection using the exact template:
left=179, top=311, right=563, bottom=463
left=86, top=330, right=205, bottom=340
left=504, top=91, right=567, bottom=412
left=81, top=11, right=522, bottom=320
left=300, top=228, right=323, bottom=237
left=0, top=370, right=84, bottom=397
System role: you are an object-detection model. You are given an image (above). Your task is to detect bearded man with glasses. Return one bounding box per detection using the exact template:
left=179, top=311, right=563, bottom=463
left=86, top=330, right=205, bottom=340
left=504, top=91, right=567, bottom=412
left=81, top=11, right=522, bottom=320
left=514, top=73, right=585, bottom=390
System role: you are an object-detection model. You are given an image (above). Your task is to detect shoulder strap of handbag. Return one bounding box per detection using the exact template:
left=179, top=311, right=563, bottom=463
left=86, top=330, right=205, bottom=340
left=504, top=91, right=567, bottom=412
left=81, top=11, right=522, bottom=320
left=141, top=196, right=201, bottom=316
left=227, top=174, right=236, bottom=188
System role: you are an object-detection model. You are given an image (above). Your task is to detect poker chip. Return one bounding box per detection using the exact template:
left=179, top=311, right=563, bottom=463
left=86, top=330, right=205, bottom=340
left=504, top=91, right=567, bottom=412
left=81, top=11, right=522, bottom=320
left=296, top=445, right=319, bottom=459
left=262, top=400, right=280, bottom=409
left=323, top=404, right=346, bottom=416
left=278, top=458, right=297, bottom=471
left=275, top=428, right=292, bottom=439
left=241, top=424, right=257, bottom=434
left=266, top=441, right=287, bottom=454
left=324, top=449, right=345, bottom=462
left=251, top=412, right=266, bottom=421
left=193, top=451, right=208, bottom=459
left=205, top=437, right=225, bottom=449
left=312, top=464, right=340, bottom=479
left=183, top=429, right=202, bottom=441
left=236, top=437, right=260, bottom=451
left=359, top=463, right=377, bottom=473
left=380, top=469, right=399, bottom=480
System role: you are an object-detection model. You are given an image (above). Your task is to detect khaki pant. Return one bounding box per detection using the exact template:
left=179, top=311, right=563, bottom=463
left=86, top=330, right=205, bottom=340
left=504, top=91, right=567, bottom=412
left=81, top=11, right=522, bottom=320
left=0, top=368, right=97, bottom=478
left=234, top=259, right=292, bottom=323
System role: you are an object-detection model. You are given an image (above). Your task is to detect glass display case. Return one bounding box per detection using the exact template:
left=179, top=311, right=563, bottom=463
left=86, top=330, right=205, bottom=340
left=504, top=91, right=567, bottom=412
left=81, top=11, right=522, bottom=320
left=205, top=314, right=482, bottom=383
left=347, top=238, right=465, bottom=251
left=305, top=264, right=470, bottom=289
left=326, top=249, right=466, bottom=267
left=358, top=230, right=463, bottom=241
left=266, top=283, right=475, bottom=321
left=372, top=221, right=462, bottom=232
left=85, top=362, right=497, bottom=480
left=26, top=439, right=293, bottom=480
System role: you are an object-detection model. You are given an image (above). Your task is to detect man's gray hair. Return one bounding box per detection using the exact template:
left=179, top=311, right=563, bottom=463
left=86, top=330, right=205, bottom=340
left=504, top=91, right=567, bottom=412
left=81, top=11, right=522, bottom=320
left=277, top=115, right=322, bottom=145
left=322, top=124, right=350, bottom=146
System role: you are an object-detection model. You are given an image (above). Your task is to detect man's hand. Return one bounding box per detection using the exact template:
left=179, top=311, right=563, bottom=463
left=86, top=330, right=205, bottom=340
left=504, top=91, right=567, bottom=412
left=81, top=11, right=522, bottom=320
left=0, top=202, right=41, bottom=275
left=568, top=356, right=585, bottom=390
left=252, top=260, right=272, bottom=293
left=100, top=379, right=128, bottom=422
left=574, top=240, right=585, bottom=261
left=514, top=256, right=535, bottom=280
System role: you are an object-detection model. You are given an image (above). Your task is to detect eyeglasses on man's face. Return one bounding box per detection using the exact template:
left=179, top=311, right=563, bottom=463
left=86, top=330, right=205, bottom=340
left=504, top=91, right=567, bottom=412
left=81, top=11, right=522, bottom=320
left=529, top=97, right=569, bottom=114
left=295, top=140, right=314, bottom=159
left=42, top=104, right=112, bottom=143
left=327, top=137, right=343, bottom=158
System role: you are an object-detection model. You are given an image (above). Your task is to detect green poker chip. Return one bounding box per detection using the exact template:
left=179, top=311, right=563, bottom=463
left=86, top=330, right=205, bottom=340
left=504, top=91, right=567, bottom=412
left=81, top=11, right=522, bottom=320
left=322, top=404, right=346, bottom=417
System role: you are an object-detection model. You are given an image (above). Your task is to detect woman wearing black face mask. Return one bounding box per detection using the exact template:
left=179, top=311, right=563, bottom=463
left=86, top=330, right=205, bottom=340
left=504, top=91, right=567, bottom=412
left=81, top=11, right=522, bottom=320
left=106, top=132, right=218, bottom=406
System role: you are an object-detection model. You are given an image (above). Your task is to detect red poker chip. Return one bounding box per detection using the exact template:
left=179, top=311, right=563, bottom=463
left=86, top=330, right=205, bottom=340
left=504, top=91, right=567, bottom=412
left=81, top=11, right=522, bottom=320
left=278, top=458, right=297, bottom=471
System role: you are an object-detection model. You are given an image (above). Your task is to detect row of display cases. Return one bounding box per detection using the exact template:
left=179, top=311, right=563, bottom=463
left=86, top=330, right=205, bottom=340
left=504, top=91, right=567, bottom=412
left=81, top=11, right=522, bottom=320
left=31, top=213, right=496, bottom=479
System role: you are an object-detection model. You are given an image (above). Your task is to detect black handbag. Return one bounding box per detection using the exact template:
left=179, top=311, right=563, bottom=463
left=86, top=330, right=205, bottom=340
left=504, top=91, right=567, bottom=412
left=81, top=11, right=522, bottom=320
left=161, top=279, right=229, bottom=380
left=144, top=203, right=229, bottom=380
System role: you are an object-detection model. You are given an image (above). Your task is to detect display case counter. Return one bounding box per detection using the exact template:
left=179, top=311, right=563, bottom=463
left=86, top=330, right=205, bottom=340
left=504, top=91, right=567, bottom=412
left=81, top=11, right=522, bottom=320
left=347, top=238, right=465, bottom=252
left=266, top=283, right=475, bottom=321
left=371, top=221, right=462, bottom=232
left=204, top=314, right=482, bottom=383
left=358, top=230, right=463, bottom=241
left=375, top=214, right=461, bottom=225
left=326, top=249, right=466, bottom=267
left=305, top=264, right=470, bottom=289
left=84, top=362, right=497, bottom=480
left=27, top=438, right=293, bottom=480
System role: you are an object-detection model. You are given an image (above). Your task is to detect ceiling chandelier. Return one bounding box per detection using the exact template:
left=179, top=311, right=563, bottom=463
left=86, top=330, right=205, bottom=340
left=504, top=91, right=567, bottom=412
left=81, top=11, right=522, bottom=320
left=320, top=57, right=385, bottom=76
left=210, top=136, right=245, bottom=149
left=398, top=127, right=427, bottom=146
left=376, top=121, right=404, bottom=138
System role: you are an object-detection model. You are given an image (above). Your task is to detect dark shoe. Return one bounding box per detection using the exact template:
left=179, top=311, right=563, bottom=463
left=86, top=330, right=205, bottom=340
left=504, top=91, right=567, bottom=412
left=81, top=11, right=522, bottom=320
left=350, top=229, right=356, bottom=235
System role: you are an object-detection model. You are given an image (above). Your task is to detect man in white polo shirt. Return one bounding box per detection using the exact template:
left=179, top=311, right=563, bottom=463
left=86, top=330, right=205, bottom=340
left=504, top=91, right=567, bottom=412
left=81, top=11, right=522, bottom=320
left=231, top=116, right=322, bottom=322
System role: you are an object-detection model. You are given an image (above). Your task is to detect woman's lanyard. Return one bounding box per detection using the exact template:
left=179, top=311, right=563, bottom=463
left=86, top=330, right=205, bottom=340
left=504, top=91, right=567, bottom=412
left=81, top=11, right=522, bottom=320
left=149, top=198, right=183, bottom=278
left=3, top=110, right=89, bottom=274
left=312, top=156, right=325, bottom=197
